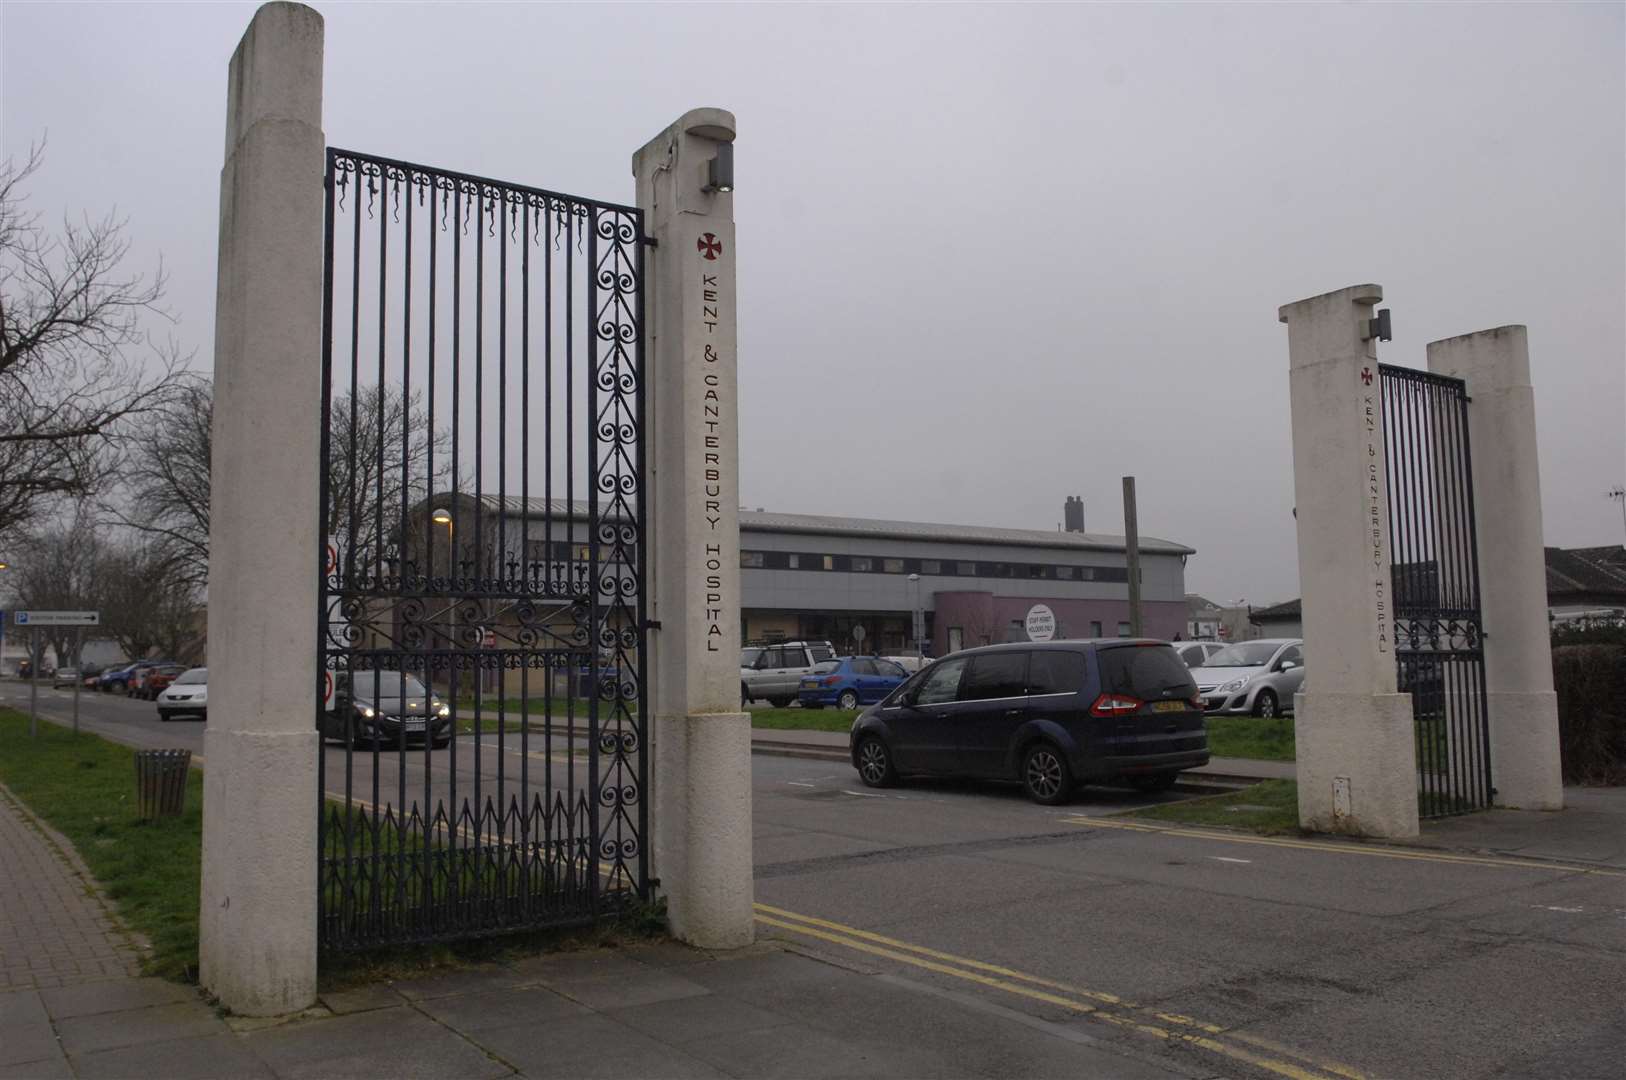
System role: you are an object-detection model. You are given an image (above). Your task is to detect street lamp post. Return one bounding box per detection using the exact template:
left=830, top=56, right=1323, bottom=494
left=431, top=509, right=457, bottom=694
left=907, top=573, right=923, bottom=664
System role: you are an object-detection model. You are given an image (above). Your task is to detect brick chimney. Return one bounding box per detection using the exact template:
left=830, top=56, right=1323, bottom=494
left=1063, top=495, right=1085, bottom=533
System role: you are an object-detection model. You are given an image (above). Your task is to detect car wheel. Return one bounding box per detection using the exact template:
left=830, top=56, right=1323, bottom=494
left=855, top=735, right=896, bottom=788
left=1129, top=772, right=1179, bottom=793
left=1254, top=689, right=1279, bottom=719
left=158, top=710, right=172, bottom=723
left=768, top=697, right=793, bottom=709
left=1021, top=742, right=1073, bottom=806
left=837, top=690, right=859, bottom=711
left=741, top=684, right=751, bottom=708
left=432, top=737, right=451, bottom=750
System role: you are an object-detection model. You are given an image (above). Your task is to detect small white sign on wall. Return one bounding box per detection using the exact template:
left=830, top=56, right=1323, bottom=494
left=1024, top=604, right=1056, bottom=642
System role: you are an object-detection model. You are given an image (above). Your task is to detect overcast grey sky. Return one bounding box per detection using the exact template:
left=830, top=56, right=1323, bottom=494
left=4, top=1, right=1622, bottom=605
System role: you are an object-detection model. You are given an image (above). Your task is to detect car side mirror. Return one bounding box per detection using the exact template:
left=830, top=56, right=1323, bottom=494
left=1278, top=661, right=1298, bottom=672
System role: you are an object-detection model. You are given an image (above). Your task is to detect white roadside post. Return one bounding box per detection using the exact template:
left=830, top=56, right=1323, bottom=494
left=633, top=108, right=754, bottom=949
left=199, top=1, right=325, bottom=1015
left=1427, top=327, right=1563, bottom=810
left=1280, top=284, right=1419, bottom=839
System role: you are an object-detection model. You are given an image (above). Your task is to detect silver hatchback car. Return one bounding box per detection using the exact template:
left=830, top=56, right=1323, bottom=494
left=1193, top=638, right=1304, bottom=718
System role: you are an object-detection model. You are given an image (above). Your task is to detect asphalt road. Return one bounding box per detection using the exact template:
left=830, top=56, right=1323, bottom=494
left=6, top=683, right=1622, bottom=1080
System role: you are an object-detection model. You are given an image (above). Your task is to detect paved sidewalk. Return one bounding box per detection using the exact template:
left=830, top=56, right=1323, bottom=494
left=0, top=786, right=143, bottom=993
left=3, top=940, right=1198, bottom=1080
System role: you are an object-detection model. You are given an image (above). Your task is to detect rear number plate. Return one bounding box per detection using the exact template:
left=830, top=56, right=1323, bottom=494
left=1152, top=700, right=1186, bottom=713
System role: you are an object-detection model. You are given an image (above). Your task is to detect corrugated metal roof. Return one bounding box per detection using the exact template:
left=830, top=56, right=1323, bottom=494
left=444, top=494, right=1194, bottom=556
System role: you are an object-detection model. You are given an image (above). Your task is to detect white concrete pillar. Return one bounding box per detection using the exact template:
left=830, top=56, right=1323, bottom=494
left=633, top=109, right=754, bottom=948
left=1427, top=327, right=1563, bottom=810
left=200, top=1, right=324, bottom=1015
left=1280, top=284, right=1420, bottom=839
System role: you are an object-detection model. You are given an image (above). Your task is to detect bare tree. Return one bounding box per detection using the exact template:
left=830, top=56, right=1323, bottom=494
left=324, top=383, right=454, bottom=577
left=0, top=142, right=188, bottom=542
left=95, top=538, right=201, bottom=663
left=113, top=378, right=453, bottom=591
left=107, top=375, right=212, bottom=592
left=1, top=509, right=102, bottom=666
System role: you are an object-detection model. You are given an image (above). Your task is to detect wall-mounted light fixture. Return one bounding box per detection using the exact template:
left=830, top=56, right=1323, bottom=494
left=705, top=142, right=734, bottom=194
left=1364, top=307, right=1392, bottom=343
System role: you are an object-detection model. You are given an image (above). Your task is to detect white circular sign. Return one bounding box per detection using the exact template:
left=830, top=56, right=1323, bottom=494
left=1024, top=604, right=1056, bottom=642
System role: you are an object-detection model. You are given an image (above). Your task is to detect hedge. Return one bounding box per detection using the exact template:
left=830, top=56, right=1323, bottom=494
left=1553, top=644, right=1626, bottom=785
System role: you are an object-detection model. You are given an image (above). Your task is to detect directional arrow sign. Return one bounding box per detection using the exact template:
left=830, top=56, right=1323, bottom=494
left=12, top=611, right=100, bottom=627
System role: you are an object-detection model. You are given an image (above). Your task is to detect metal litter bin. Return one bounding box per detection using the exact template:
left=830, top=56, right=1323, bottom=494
left=134, top=749, right=191, bottom=819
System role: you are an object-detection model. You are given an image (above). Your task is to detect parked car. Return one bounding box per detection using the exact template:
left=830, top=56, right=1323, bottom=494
left=139, top=664, right=188, bottom=701
left=1174, top=641, right=1227, bottom=668
left=849, top=640, right=1208, bottom=805
left=79, top=665, right=105, bottom=689
left=798, top=657, right=911, bottom=711
left=157, top=668, right=208, bottom=722
left=125, top=660, right=179, bottom=699
left=1192, top=638, right=1304, bottom=718
left=99, top=663, right=140, bottom=693
left=740, top=641, right=836, bottom=707
left=51, top=667, right=80, bottom=689
left=321, top=670, right=452, bottom=748
left=882, top=655, right=931, bottom=674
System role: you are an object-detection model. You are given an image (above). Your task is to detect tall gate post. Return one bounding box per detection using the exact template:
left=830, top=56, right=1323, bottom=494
left=633, top=109, right=754, bottom=947
left=1427, top=327, right=1563, bottom=810
left=1280, top=284, right=1420, bottom=838
left=200, top=1, right=324, bottom=1014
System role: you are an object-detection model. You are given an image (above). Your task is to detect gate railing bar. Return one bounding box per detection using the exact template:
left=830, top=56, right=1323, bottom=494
left=587, top=204, right=602, bottom=914
left=634, top=205, right=650, bottom=894
left=1452, top=381, right=1493, bottom=803
left=316, top=150, right=338, bottom=933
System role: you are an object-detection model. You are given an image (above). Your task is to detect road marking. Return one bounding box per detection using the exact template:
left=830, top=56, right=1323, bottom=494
left=1530, top=904, right=1586, bottom=914
left=754, top=903, right=1360, bottom=1080
left=786, top=781, right=816, bottom=788
left=840, top=789, right=886, bottom=798
left=1062, top=816, right=1626, bottom=878
left=1208, top=856, right=1252, bottom=864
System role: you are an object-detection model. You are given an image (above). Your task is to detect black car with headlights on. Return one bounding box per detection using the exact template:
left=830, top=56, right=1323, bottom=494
left=322, top=670, right=453, bottom=748
left=849, top=639, right=1208, bottom=805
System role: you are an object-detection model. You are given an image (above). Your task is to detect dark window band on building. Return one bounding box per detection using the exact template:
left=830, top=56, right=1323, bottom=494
left=740, top=549, right=1131, bottom=583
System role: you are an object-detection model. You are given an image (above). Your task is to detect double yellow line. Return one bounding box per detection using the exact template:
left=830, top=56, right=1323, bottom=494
left=753, top=902, right=1363, bottom=1080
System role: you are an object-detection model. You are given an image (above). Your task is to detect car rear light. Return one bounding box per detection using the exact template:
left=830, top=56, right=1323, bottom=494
left=1090, top=693, right=1143, bottom=717
left=1190, top=694, right=1203, bottom=709
left=822, top=676, right=842, bottom=687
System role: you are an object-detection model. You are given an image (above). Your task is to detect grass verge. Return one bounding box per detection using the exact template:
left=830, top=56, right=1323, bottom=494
left=1123, top=778, right=1303, bottom=835
left=1203, top=716, right=1296, bottom=762
left=0, top=709, right=202, bottom=981
left=0, top=711, right=667, bottom=988
left=749, top=707, right=857, bottom=733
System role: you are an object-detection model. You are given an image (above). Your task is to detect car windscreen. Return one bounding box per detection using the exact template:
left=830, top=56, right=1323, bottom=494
left=810, top=660, right=841, bottom=674
left=174, top=669, right=207, bottom=685
left=1097, top=645, right=1197, bottom=700
left=1205, top=642, right=1278, bottom=667
left=348, top=672, right=427, bottom=697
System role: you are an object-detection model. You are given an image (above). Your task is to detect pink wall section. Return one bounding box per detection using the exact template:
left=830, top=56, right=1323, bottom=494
left=930, top=590, right=1187, bottom=655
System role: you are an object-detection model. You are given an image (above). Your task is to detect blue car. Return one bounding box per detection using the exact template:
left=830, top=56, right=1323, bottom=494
left=797, top=657, right=910, bottom=711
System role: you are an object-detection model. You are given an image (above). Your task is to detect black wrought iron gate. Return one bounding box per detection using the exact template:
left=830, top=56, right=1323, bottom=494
left=316, top=149, right=648, bottom=949
left=1378, top=364, right=1492, bottom=818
